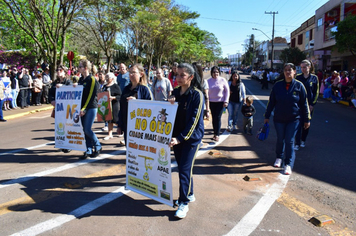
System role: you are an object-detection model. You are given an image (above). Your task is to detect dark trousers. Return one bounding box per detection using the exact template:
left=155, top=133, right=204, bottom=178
left=209, top=102, right=224, bottom=136
left=173, top=142, right=199, bottom=204
left=295, top=110, right=314, bottom=145
left=261, top=80, right=268, bottom=89
left=42, top=85, right=49, bottom=104
left=33, top=92, right=42, bottom=105
left=18, top=88, right=28, bottom=108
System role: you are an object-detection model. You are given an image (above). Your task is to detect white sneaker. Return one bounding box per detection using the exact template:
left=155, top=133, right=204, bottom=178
left=284, top=165, right=292, bottom=175
left=101, top=126, right=108, bottom=131
left=227, top=126, right=232, bottom=132
left=175, top=194, right=196, bottom=206
left=294, top=145, right=300, bottom=151
left=175, top=203, right=189, bottom=219
left=274, top=158, right=282, bottom=168
left=118, top=134, right=124, bottom=137
left=331, top=100, right=336, bottom=103
left=300, top=141, right=305, bottom=148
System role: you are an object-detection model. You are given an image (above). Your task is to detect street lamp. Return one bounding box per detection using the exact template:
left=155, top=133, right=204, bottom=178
left=252, top=28, right=273, bottom=69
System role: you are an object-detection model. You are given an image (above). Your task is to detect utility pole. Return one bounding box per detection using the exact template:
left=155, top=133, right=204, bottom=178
left=265, top=11, right=278, bottom=69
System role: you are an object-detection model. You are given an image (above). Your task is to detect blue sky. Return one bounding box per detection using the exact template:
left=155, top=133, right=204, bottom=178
left=175, top=0, right=329, bottom=57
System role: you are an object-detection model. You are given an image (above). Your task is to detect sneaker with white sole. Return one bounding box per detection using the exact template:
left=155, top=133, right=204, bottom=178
left=300, top=141, right=305, bottom=148
left=175, top=203, right=189, bottom=219
left=274, top=158, right=282, bottom=168
left=294, top=145, right=300, bottom=151
left=101, top=126, right=108, bottom=131
left=284, top=165, right=292, bottom=175
left=175, top=194, right=195, bottom=206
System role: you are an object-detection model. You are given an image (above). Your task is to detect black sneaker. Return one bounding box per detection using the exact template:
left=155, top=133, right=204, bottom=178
left=91, top=147, right=102, bottom=158
left=80, top=152, right=88, bottom=160
left=62, top=149, right=72, bottom=153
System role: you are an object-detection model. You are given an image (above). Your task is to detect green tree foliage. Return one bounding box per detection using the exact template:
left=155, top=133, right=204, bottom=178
left=0, top=0, right=83, bottom=80
left=280, top=47, right=306, bottom=65
left=333, top=14, right=356, bottom=56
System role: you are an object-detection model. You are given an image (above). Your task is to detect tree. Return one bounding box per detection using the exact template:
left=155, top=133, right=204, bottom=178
left=333, top=14, right=356, bottom=56
left=280, top=47, right=306, bottom=65
left=1, top=0, right=83, bottom=80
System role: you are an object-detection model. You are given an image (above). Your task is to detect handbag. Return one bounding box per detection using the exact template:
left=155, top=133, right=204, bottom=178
left=51, top=109, right=55, bottom=118
left=256, top=123, right=270, bottom=141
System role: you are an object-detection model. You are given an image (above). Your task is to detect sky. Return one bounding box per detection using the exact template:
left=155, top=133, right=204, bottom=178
left=175, top=0, right=330, bottom=58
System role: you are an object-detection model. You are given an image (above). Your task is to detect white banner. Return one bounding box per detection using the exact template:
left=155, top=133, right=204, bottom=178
left=54, top=85, right=86, bottom=151
left=126, top=99, right=178, bottom=206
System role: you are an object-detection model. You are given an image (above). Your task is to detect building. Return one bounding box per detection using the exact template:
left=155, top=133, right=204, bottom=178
left=290, top=16, right=316, bottom=64
left=314, top=0, right=356, bottom=71
left=254, top=37, right=288, bottom=69
left=228, top=53, right=242, bottom=67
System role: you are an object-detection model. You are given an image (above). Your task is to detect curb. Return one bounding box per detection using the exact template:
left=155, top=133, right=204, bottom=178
left=319, top=94, right=349, bottom=106
left=4, top=106, right=53, bottom=120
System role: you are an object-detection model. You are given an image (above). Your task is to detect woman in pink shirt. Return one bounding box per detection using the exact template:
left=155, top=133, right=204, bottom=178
left=207, top=66, right=230, bottom=141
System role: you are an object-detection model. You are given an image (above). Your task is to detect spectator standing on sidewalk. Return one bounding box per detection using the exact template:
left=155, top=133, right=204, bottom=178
left=295, top=60, right=319, bottom=150
left=1, top=70, right=12, bottom=110
left=264, top=63, right=310, bottom=175
left=18, top=67, right=30, bottom=109
left=227, top=71, right=245, bottom=132
left=116, top=63, right=130, bottom=93
left=208, top=66, right=229, bottom=142
left=32, top=73, right=43, bottom=106
left=42, top=66, right=52, bottom=104
left=77, top=59, right=102, bottom=159
left=0, top=79, right=7, bottom=121
left=10, top=70, right=19, bottom=109
left=168, top=63, right=204, bottom=219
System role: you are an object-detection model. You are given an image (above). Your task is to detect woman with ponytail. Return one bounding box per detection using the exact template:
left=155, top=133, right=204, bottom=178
left=169, top=63, right=204, bottom=219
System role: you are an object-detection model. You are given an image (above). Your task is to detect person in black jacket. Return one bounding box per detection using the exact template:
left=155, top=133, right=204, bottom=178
left=294, top=60, right=319, bottom=150
left=264, top=63, right=310, bottom=175
left=168, top=63, right=204, bottom=219
left=117, top=63, right=153, bottom=144
left=78, top=59, right=101, bottom=159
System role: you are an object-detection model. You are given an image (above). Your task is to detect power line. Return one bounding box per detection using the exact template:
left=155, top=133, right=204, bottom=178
left=199, top=16, right=298, bottom=28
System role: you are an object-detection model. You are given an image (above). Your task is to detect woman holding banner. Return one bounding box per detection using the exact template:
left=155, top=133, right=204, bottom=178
left=168, top=63, right=204, bottom=219
left=117, top=63, right=153, bottom=144
left=78, top=59, right=102, bottom=159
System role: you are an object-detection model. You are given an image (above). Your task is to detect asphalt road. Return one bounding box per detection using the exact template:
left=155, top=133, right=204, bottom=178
left=0, top=72, right=355, bottom=236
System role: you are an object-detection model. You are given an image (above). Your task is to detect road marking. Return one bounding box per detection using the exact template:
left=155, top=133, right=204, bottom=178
left=0, top=142, right=55, bottom=156
left=225, top=174, right=290, bottom=236
left=0, top=164, right=126, bottom=216
left=0, top=149, right=126, bottom=189
left=8, top=132, right=231, bottom=235
left=10, top=186, right=130, bottom=236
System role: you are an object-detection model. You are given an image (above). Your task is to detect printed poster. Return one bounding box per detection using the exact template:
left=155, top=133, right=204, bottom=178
left=97, top=91, right=113, bottom=122
left=126, top=99, right=178, bottom=206
left=54, top=85, right=86, bottom=151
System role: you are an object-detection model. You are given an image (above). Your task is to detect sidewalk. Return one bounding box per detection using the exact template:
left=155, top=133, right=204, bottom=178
left=3, top=104, right=53, bottom=120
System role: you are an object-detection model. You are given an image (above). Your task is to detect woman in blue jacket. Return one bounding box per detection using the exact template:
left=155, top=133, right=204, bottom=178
left=117, top=63, right=153, bottom=144
left=264, top=63, right=310, bottom=175
left=169, top=63, right=204, bottom=219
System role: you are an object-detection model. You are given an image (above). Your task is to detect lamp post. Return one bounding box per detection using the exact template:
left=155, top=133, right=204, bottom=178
left=252, top=28, right=273, bottom=69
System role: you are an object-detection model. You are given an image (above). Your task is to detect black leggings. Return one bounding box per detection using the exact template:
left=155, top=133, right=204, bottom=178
left=209, top=102, right=224, bottom=136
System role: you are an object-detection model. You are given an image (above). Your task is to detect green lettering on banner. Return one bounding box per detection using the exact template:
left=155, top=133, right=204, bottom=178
left=128, top=175, right=158, bottom=196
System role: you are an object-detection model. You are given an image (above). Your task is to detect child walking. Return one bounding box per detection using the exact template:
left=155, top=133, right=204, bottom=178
left=241, top=96, right=256, bottom=135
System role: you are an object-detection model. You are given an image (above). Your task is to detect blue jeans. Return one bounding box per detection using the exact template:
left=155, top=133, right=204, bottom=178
left=274, top=120, right=299, bottom=168
left=0, top=99, right=4, bottom=119
left=81, top=108, right=101, bottom=153
left=11, top=89, right=19, bottom=108
left=227, top=101, right=241, bottom=127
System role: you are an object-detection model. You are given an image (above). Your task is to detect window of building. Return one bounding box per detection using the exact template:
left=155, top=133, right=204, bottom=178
left=291, top=38, right=296, bottom=48
left=317, top=18, right=323, bottom=30
left=298, top=34, right=303, bottom=45
left=310, top=29, right=313, bottom=40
